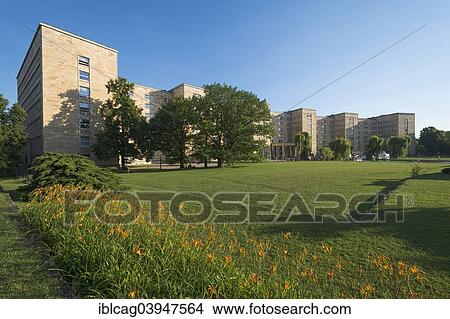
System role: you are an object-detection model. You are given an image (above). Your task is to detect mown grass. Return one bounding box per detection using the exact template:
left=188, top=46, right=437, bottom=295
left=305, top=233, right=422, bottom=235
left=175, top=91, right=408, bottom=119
left=0, top=187, right=67, bottom=298
left=4, top=161, right=450, bottom=298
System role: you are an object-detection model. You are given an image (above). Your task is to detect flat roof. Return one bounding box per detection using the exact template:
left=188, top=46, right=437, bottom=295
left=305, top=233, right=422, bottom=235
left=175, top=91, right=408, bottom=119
left=169, top=82, right=204, bottom=92
left=40, top=23, right=118, bottom=52
left=17, top=22, right=118, bottom=78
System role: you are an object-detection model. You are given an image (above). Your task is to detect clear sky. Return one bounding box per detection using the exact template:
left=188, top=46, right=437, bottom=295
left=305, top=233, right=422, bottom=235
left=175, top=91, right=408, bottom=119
left=1, top=0, right=449, bottom=135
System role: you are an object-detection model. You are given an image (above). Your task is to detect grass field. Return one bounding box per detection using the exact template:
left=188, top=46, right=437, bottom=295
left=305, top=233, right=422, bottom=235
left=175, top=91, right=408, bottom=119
left=0, top=191, right=67, bottom=298
left=1, top=161, right=449, bottom=298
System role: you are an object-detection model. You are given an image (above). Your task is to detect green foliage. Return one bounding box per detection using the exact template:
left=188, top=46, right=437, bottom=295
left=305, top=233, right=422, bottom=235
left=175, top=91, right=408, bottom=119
left=319, top=146, right=333, bottom=160
left=418, top=126, right=449, bottom=155
left=415, top=144, right=427, bottom=156
left=0, top=95, right=27, bottom=175
left=93, top=78, right=147, bottom=169
left=149, top=98, right=194, bottom=168
left=200, top=83, right=274, bottom=167
left=329, top=138, right=351, bottom=160
left=410, top=162, right=424, bottom=177
left=366, top=135, right=384, bottom=159
left=387, top=136, right=411, bottom=158
left=294, top=132, right=312, bottom=160
left=27, top=153, right=121, bottom=191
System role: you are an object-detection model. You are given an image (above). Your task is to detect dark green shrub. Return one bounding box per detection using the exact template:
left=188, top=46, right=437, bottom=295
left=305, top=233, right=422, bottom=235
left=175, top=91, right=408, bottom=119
left=442, top=167, right=450, bottom=174
left=27, top=153, right=121, bottom=191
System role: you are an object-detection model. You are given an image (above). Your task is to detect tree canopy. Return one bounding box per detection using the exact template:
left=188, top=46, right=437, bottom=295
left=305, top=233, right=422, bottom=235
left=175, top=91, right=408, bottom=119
left=294, top=132, right=312, bottom=160
left=0, top=94, right=27, bottom=175
left=93, top=77, right=146, bottom=169
left=366, top=135, right=384, bottom=159
left=418, top=126, right=449, bottom=155
left=329, top=138, right=351, bottom=160
left=387, top=136, right=411, bottom=158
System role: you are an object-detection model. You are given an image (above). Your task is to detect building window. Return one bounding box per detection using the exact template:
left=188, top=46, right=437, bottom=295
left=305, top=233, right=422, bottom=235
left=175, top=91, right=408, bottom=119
left=80, top=86, right=90, bottom=98
left=80, top=102, right=90, bottom=110
left=144, top=103, right=150, bottom=109
left=144, top=94, right=150, bottom=100
left=80, top=119, right=90, bottom=129
left=80, top=136, right=90, bottom=147
left=79, top=70, right=90, bottom=81
left=193, top=93, right=201, bottom=98
left=79, top=56, right=90, bottom=66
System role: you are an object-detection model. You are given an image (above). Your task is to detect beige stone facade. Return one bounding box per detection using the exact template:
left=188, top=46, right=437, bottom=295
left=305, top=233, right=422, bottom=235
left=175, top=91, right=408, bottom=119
left=270, top=108, right=317, bottom=159
left=18, top=23, right=205, bottom=166
left=317, top=112, right=359, bottom=151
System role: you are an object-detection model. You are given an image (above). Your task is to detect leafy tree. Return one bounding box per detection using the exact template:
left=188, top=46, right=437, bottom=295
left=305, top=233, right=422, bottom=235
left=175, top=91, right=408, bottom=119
left=329, top=138, right=351, bottom=160
left=294, top=132, right=312, bottom=160
left=201, top=83, right=273, bottom=167
left=93, top=78, right=146, bottom=169
left=418, top=126, right=447, bottom=155
left=191, top=96, right=213, bottom=167
left=27, top=153, right=121, bottom=191
left=415, top=144, right=427, bottom=156
left=0, top=95, right=27, bottom=174
left=150, top=97, right=194, bottom=168
left=366, top=135, right=384, bottom=160
left=319, top=146, right=333, bottom=160
left=387, top=136, right=411, bottom=158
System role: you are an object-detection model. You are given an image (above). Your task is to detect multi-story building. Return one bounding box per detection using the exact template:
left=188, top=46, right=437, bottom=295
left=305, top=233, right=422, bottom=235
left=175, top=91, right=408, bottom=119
left=351, top=113, right=415, bottom=155
left=316, top=112, right=359, bottom=151
left=18, top=23, right=204, bottom=166
left=270, top=108, right=317, bottom=159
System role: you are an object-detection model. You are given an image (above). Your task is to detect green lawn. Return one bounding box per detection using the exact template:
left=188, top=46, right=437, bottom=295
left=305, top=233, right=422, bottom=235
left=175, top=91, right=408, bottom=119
left=2, top=161, right=449, bottom=298
left=0, top=182, right=69, bottom=298
left=119, top=161, right=450, bottom=296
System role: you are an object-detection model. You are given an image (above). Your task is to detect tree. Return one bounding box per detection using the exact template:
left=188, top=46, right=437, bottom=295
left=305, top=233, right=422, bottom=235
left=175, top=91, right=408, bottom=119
left=189, top=96, right=214, bottom=167
left=319, top=146, right=333, bottom=160
left=201, top=83, right=273, bottom=167
left=28, top=153, right=121, bottom=191
left=294, top=132, right=311, bottom=160
left=418, top=126, right=447, bottom=155
left=387, top=136, right=411, bottom=158
left=366, top=135, right=384, bottom=159
left=0, top=95, right=27, bottom=175
left=93, top=78, right=146, bottom=169
left=329, top=138, right=351, bottom=160
left=150, top=97, right=194, bottom=168
left=415, top=144, right=427, bottom=156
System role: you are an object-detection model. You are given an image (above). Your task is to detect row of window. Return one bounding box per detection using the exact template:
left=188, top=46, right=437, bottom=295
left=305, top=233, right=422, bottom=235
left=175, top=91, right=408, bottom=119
left=79, top=56, right=91, bottom=150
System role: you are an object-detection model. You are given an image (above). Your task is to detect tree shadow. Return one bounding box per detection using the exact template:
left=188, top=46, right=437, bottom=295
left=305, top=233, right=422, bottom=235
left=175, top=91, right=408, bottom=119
left=43, top=89, right=105, bottom=161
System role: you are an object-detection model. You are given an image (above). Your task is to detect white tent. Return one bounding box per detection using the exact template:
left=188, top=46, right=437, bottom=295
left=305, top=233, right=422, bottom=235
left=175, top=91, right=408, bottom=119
left=378, top=151, right=390, bottom=160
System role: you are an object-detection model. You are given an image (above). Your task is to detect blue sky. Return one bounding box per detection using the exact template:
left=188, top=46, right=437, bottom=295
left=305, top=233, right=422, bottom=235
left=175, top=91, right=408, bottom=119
left=1, top=0, right=449, bottom=134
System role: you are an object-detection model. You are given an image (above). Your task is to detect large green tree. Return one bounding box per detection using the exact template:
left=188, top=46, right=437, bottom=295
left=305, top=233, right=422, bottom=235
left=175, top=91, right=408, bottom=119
left=93, top=78, right=146, bottom=169
left=201, top=83, right=273, bottom=167
left=0, top=95, right=27, bottom=174
left=329, top=138, right=351, bottom=160
left=150, top=97, right=194, bottom=168
left=418, top=126, right=448, bottom=155
left=294, top=132, right=311, bottom=160
left=366, top=135, right=384, bottom=159
left=191, top=95, right=213, bottom=167
left=387, top=136, right=411, bottom=158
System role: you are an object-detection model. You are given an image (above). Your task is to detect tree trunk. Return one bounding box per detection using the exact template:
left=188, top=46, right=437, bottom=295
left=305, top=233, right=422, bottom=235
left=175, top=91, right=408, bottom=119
left=204, top=158, right=208, bottom=168
left=120, top=155, right=126, bottom=170
left=217, top=158, right=223, bottom=168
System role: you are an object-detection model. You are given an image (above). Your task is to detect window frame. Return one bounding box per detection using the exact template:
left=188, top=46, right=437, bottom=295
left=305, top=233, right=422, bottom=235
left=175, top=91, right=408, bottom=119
left=79, top=70, right=90, bottom=81
left=79, top=86, right=90, bottom=98
left=80, top=136, right=90, bottom=147
left=79, top=56, right=90, bottom=66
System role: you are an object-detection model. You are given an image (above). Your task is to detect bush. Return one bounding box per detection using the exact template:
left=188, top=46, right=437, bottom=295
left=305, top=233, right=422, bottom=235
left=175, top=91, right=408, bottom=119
left=27, top=153, right=121, bottom=191
left=442, top=167, right=450, bottom=174
left=410, top=162, right=424, bottom=177
left=319, top=147, right=333, bottom=160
